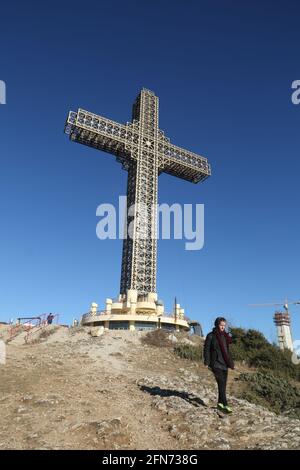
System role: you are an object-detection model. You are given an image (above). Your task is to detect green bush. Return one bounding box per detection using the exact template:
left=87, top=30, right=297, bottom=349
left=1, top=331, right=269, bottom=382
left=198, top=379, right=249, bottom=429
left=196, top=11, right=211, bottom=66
left=230, top=327, right=300, bottom=382
left=238, top=371, right=300, bottom=419
left=230, top=328, right=269, bottom=362
left=174, top=343, right=202, bottom=362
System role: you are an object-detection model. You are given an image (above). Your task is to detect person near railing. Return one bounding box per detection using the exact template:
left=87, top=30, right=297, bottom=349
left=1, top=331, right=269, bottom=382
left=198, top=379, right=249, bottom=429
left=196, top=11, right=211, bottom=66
left=47, top=313, right=54, bottom=325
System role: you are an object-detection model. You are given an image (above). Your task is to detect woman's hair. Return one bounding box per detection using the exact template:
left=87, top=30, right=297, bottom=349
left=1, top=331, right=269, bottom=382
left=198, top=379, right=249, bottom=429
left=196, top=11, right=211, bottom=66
left=214, top=317, right=227, bottom=328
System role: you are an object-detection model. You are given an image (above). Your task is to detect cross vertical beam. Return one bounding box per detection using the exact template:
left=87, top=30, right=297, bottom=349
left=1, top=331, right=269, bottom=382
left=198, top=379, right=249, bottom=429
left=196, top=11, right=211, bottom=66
left=121, top=90, right=159, bottom=295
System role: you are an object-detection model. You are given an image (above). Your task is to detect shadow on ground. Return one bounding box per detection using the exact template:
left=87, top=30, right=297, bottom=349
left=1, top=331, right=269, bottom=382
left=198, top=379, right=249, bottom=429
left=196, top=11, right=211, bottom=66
left=139, top=385, right=207, bottom=407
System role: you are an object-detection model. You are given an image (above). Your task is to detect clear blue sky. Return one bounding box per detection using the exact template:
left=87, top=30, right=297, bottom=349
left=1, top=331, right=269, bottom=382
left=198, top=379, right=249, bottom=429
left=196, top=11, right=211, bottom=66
left=0, top=0, right=299, bottom=342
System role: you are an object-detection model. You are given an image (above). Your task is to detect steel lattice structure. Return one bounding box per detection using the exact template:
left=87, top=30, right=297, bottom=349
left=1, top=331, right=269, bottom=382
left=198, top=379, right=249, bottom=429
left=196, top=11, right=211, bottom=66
left=64, top=89, right=211, bottom=296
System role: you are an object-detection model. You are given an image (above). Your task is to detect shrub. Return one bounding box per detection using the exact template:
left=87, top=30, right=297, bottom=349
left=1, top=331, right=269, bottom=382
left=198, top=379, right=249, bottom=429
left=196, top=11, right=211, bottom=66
left=174, top=343, right=202, bottom=361
left=69, top=325, right=86, bottom=336
left=141, top=329, right=172, bottom=348
left=238, top=371, right=300, bottom=419
left=39, top=327, right=57, bottom=339
left=230, top=327, right=300, bottom=382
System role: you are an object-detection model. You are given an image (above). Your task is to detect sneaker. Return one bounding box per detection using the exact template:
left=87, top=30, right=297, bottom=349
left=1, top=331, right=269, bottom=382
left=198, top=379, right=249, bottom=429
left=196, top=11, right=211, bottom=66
left=217, top=403, right=225, bottom=411
left=223, top=405, right=233, bottom=414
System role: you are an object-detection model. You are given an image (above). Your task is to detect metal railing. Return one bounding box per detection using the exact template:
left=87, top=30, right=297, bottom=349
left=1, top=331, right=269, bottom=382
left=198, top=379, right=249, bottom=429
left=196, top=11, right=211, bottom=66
left=81, top=310, right=190, bottom=322
left=8, top=314, right=60, bottom=343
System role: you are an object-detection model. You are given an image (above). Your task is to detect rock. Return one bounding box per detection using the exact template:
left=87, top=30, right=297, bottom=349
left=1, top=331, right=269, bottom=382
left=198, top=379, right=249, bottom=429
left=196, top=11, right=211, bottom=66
left=17, top=407, right=27, bottom=414
left=55, top=415, right=66, bottom=422
left=96, top=418, right=122, bottom=436
left=137, top=374, right=300, bottom=450
left=33, top=399, right=53, bottom=406
left=21, top=395, right=34, bottom=402
left=168, top=334, right=178, bottom=343
left=70, top=423, right=84, bottom=431
left=53, top=360, right=64, bottom=365
left=89, top=418, right=132, bottom=447
left=180, top=338, right=195, bottom=346
left=90, top=327, right=104, bottom=337
left=0, top=396, right=10, bottom=403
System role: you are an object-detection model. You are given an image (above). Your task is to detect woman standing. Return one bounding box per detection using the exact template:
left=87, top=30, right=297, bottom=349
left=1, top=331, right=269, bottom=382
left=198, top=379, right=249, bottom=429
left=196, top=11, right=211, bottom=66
left=204, top=317, right=234, bottom=413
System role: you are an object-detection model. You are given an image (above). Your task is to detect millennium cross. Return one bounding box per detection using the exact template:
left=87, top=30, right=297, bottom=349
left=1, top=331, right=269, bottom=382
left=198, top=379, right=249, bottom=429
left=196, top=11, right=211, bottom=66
left=64, top=88, right=211, bottom=297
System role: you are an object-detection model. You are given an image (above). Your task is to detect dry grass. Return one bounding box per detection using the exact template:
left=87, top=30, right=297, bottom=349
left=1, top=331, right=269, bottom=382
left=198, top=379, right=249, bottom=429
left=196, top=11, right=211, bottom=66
left=141, top=329, right=173, bottom=348
left=28, top=326, right=59, bottom=344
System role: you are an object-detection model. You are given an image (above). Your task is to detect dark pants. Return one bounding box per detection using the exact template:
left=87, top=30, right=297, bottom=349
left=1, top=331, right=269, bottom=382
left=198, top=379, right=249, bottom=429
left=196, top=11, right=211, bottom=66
left=212, top=367, right=228, bottom=406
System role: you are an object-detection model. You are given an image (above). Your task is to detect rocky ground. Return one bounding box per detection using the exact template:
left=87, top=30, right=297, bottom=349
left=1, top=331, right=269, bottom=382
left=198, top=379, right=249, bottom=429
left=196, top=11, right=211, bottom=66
left=0, top=324, right=299, bottom=450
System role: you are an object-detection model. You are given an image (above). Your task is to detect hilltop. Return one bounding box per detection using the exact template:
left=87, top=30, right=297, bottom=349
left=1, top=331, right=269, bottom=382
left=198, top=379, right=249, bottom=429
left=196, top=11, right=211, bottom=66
left=0, top=324, right=299, bottom=450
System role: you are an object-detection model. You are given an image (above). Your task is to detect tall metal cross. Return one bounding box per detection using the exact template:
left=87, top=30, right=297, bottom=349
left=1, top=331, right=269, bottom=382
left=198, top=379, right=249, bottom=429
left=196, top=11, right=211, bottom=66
left=64, top=88, right=211, bottom=296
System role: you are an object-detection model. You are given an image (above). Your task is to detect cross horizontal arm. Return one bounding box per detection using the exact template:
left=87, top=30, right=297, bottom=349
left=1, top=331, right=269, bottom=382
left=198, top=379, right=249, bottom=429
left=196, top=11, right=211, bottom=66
left=64, top=108, right=130, bottom=163
left=158, top=141, right=211, bottom=183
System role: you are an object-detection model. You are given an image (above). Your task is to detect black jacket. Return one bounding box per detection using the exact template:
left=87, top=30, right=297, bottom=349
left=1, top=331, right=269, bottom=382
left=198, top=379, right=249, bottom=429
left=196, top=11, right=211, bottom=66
left=203, top=330, right=234, bottom=370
